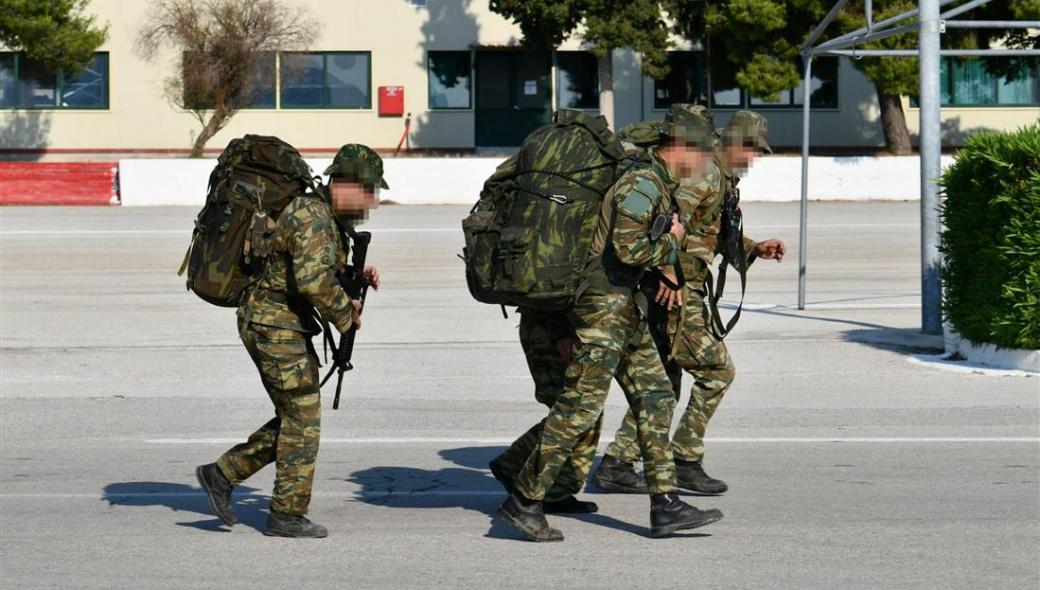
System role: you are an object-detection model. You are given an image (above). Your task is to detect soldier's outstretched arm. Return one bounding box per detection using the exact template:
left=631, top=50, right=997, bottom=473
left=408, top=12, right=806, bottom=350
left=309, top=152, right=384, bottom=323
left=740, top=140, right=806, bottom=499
left=611, top=174, right=680, bottom=268
left=289, top=207, right=356, bottom=333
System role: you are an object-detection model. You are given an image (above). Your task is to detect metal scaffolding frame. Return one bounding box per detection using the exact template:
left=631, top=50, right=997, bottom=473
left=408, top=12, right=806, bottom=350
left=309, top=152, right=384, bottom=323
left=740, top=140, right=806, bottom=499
left=796, top=0, right=1040, bottom=335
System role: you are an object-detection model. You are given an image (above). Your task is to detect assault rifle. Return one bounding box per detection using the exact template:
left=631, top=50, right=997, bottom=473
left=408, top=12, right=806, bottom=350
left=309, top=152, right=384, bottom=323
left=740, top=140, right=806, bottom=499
left=320, top=228, right=372, bottom=410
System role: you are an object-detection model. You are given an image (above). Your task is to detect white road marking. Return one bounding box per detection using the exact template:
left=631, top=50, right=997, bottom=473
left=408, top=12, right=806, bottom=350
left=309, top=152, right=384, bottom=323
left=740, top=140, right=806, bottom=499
left=1, top=223, right=918, bottom=236
left=145, top=437, right=1040, bottom=445
left=908, top=355, right=1038, bottom=378
left=1, top=491, right=506, bottom=499
left=0, top=228, right=460, bottom=236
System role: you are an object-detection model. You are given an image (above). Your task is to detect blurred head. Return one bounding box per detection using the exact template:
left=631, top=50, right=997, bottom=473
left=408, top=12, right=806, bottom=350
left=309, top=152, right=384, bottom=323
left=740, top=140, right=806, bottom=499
left=656, top=104, right=716, bottom=179
left=721, top=110, right=771, bottom=174
left=324, top=143, right=387, bottom=216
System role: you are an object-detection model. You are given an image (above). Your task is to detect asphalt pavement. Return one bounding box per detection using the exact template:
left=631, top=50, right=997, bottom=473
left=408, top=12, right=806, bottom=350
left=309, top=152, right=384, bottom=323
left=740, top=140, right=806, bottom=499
left=1, top=202, right=1037, bottom=589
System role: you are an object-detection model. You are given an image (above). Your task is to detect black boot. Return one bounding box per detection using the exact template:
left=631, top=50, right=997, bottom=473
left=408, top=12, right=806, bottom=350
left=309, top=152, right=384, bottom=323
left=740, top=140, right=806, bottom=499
left=195, top=463, right=237, bottom=526
left=676, top=459, right=729, bottom=494
left=590, top=455, right=648, bottom=494
left=488, top=459, right=514, bottom=494
left=649, top=492, right=723, bottom=538
left=498, top=492, right=564, bottom=542
left=264, top=511, right=329, bottom=538
left=544, top=495, right=599, bottom=514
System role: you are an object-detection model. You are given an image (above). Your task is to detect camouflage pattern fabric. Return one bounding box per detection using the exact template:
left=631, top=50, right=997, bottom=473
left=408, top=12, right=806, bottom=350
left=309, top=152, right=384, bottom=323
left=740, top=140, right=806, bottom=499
left=490, top=308, right=601, bottom=502
left=325, top=143, right=389, bottom=189
left=606, top=154, right=757, bottom=465
left=241, top=197, right=356, bottom=335
left=216, top=320, right=322, bottom=515
left=513, top=157, right=684, bottom=500
left=721, top=110, right=772, bottom=153
left=607, top=290, right=735, bottom=464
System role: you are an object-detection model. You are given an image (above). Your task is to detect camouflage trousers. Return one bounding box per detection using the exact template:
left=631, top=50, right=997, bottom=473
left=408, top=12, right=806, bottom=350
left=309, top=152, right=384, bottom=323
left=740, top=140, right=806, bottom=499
left=514, top=292, right=678, bottom=499
left=607, top=288, right=735, bottom=464
left=490, top=309, right=601, bottom=503
left=216, top=320, right=321, bottom=515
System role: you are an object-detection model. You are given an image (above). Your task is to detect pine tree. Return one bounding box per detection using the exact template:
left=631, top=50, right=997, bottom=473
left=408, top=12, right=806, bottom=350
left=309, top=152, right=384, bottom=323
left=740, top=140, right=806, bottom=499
left=0, top=0, right=109, bottom=74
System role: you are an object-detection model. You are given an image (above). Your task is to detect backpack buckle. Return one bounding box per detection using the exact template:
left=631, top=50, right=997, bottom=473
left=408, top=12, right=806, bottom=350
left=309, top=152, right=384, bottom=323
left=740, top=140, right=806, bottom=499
left=549, top=194, right=569, bottom=204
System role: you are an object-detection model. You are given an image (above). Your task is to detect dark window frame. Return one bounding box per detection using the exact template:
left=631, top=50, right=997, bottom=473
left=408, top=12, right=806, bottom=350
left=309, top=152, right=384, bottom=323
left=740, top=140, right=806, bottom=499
left=555, top=51, right=599, bottom=111
left=1, top=52, right=110, bottom=110
left=427, top=50, right=473, bottom=110
left=929, top=57, right=1040, bottom=108
left=279, top=51, right=372, bottom=110
left=652, top=51, right=703, bottom=111
left=745, top=57, right=839, bottom=110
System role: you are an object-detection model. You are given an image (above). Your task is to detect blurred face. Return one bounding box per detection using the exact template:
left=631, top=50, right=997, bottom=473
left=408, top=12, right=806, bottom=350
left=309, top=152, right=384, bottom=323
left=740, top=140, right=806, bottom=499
left=658, top=142, right=712, bottom=179
left=330, top=177, right=379, bottom=215
left=724, top=143, right=759, bottom=174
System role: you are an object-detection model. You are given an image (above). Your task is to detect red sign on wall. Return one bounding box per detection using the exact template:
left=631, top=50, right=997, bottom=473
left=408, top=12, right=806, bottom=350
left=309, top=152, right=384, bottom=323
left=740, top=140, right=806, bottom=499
left=378, top=86, right=405, bottom=116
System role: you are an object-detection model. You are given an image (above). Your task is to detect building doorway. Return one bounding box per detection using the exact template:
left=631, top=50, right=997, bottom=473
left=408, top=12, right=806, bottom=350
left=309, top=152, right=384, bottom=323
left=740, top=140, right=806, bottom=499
left=475, top=51, right=551, bottom=147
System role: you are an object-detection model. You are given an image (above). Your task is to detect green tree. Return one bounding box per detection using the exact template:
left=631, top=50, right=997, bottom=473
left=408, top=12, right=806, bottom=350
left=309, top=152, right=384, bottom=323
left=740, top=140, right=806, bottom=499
left=490, top=0, right=672, bottom=128
left=135, top=0, right=316, bottom=157
left=667, top=0, right=1038, bottom=154
left=0, top=0, right=109, bottom=74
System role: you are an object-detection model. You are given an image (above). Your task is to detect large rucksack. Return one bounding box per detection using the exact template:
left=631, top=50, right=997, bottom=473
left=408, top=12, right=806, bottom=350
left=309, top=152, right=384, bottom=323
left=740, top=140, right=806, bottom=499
left=461, top=109, right=632, bottom=311
left=178, top=134, right=321, bottom=307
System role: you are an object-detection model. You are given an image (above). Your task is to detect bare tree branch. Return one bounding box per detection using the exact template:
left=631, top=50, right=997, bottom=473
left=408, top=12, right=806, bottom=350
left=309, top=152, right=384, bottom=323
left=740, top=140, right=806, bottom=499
left=135, top=0, right=319, bottom=157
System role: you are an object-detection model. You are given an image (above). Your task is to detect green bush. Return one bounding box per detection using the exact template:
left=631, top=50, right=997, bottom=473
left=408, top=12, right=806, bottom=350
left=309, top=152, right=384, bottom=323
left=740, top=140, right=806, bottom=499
left=940, top=122, right=1040, bottom=350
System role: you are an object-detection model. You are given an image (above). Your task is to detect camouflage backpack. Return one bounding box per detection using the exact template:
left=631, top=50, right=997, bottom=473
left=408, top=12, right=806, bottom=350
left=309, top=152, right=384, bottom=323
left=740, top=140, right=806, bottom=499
left=178, top=134, right=321, bottom=307
left=461, top=109, right=631, bottom=311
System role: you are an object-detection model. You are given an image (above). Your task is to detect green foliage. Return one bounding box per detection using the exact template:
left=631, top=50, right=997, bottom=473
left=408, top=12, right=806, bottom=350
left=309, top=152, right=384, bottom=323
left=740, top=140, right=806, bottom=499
left=488, top=0, right=672, bottom=77
left=0, top=0, right=108, bottom=74
left=940, top=124, right=1040, bottom=350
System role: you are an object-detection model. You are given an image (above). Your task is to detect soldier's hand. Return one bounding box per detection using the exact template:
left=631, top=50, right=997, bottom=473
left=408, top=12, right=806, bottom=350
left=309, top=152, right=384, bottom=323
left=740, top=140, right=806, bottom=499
left=350, top=299, right=363, bottom=330
left=655, top=271, right=683, bottom=310
left=364, top=266, right=380, bottom=290
left=668, top=213, right=685, bottom=243
left=753, top=239, right=786, bottom=262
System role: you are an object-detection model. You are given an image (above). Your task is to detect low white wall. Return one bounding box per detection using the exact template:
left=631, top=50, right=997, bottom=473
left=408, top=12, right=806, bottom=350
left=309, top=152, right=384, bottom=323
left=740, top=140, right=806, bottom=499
left=118, top=155, right=956, bottom=206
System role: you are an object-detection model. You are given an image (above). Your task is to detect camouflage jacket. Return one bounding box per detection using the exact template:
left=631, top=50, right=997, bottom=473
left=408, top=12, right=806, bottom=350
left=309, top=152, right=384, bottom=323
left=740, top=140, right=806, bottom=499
left=585, top=150, right=680, bottom=294
left=239, top=196, right=355, bottom=334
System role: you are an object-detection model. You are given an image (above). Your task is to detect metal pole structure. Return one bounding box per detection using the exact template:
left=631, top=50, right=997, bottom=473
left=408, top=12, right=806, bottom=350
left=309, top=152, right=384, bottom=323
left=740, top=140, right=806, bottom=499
left=820, top=48, right=1040, bottom=57
left=798, top=54, right=813, bottom=310
left=919, top=0, right=943, bottom=335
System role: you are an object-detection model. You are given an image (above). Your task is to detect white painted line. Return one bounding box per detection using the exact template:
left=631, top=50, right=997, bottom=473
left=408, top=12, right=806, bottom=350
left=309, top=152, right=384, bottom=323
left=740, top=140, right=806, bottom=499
left=2, top=491, right=505, bottom=499
left=753, top=223, right=919, bottom=229
left=0, top=228, right=458, bottom=236
left=145, top=436, right=1040, bottom=445
left=1, top=223, right=917, bottom=237
left=732, top=302, right=921, bottom=311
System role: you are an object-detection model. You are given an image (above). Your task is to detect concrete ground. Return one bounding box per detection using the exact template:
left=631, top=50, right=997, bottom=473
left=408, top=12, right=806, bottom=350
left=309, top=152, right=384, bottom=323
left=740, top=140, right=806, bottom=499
left=1, top=202, right=1037, bottom=589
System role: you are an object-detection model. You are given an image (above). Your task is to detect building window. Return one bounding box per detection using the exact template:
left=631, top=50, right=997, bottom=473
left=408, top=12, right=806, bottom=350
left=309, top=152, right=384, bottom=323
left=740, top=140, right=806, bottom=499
left=183, top=52, right=275, bottom=110
left=428, top=51, right=471, bottom=109
left=557, top=51, right=598, bottom=110
left=247, top=53, right=276, bottom=109
left=948, top=57, right=1037, bottom=106
left=749, top=57, right=838, bottom=109
left=0, top=52, right=109, bottom=109
left=281, top=52, right=371, bottom=109
left=654, top=52, right=701, bottom=110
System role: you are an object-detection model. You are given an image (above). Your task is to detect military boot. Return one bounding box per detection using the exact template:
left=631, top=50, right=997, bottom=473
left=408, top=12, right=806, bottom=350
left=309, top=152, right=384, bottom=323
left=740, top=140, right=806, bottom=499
left=543, top=495, right=598, bottom=514
left=498, top=492, right=564, bottom=542
left=649, top=492, right=723, bottom=538
left=195, top=463, right=237, bottom=526
left=590, top=455, right=648, bottom=494
left=676, top=459, right=728, bottom=494
left=264, top=511, right=329, bottom=538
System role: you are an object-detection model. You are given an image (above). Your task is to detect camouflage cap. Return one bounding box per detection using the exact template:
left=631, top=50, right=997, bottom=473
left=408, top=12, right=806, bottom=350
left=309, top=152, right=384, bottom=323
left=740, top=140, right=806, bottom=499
left=721, top=110, right=772, bottom=153
left=324, top=144, right=389, bottom=189
left=660, top=103, right=715, bottom=148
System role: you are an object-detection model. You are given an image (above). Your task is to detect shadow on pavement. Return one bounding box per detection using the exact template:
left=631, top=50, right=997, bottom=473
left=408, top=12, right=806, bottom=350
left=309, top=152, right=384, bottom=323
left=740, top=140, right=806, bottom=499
left=842, top=327, right=944, bottom=354
left=102, top=481, right=268, bottom=532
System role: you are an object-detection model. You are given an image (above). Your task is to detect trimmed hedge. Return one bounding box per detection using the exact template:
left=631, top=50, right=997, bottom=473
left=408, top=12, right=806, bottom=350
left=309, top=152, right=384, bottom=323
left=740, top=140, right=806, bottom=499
left=940, top=122, right=1040, bottom=350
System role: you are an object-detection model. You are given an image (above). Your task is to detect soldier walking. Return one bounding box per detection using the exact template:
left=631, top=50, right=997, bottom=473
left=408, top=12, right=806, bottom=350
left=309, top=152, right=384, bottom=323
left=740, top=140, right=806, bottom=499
left=195, top=145, right=386, bottom=538
left=593, top=110, right=786, bottom=495
left=498, top=115, right=725, bottom=542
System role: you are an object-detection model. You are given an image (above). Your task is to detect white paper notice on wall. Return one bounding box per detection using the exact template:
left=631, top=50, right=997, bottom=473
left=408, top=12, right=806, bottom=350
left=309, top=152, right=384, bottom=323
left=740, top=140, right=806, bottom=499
left=524, top=80, right=537, bottom=95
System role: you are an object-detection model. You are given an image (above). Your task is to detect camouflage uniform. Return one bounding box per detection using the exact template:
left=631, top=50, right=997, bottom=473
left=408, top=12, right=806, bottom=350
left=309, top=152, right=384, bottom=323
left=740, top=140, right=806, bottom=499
left=607, top=110, right=771, bottom=465
left=215, top=144, right=387, bottom=517
left=490, top=309, right=601, bottom=502
left=513, top=145, right=703, bottom=500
